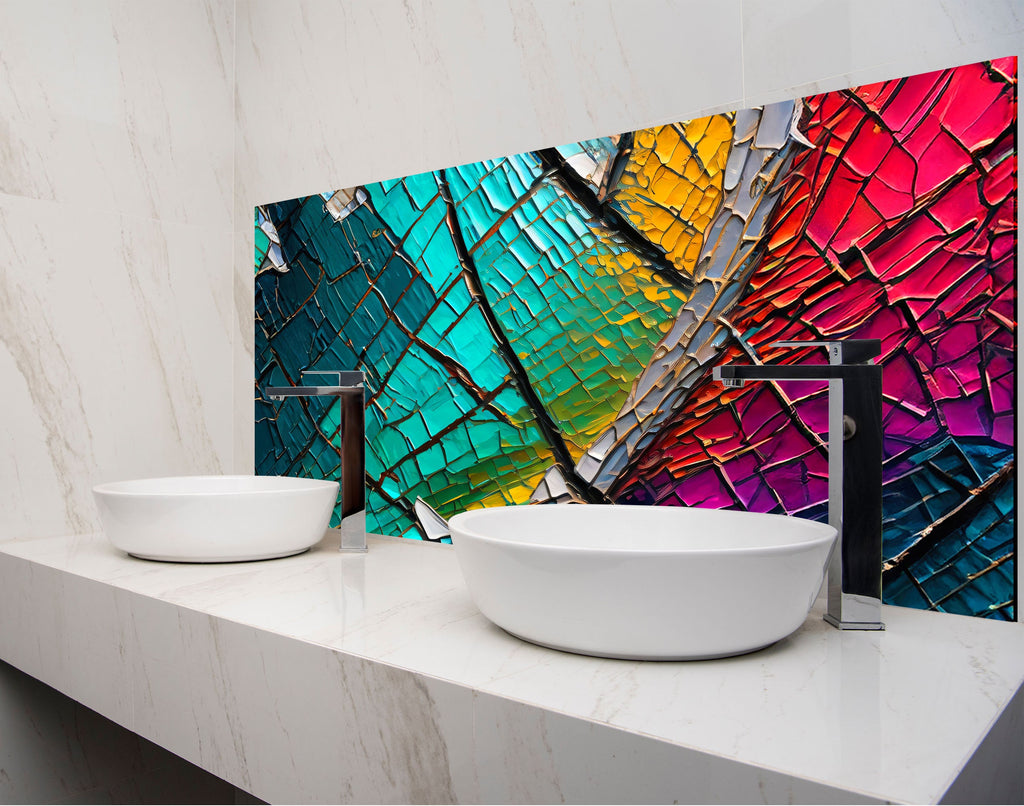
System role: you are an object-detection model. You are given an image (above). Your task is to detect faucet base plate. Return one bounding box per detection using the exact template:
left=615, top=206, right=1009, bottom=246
left=824, top=614, right=886, bottom=631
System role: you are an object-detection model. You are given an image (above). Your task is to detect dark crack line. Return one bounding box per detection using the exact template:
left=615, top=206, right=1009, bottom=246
left=837, top=88, right=1014, bottom=255
left=362, top=282, right=515, bottom=427
left=597, top=132, right=635, bottom=203
left=532, top=147, right=695, bottom=293
left=982, top=58, right=1017, bottom=86
left=436, top=168, right=607, bottom=504
left=669, top=122, right=709, bottom=174
left=935, top=549, right=1013, bottom=609
left=365, top=475, right=429, bottom=540
left=883, top=459, right=1015, bottom=582
left=468, top=165, right=560, bottom=255
left=376, top=387, right=511, bottom=476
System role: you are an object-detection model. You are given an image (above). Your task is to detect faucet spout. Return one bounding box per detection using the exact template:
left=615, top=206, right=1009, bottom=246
left=714, top=339, right=885, bottom=630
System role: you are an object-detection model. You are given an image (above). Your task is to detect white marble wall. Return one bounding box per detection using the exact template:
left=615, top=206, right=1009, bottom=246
left=232, top=0, right=1021, bottom=210
left=0, top=0, right=236, bottom=542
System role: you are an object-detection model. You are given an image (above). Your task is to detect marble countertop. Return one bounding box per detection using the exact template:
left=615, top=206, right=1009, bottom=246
left=1, top=529, right=1022, bottom=804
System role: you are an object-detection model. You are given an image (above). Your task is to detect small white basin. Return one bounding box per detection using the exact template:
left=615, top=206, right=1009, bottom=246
left=449, top=504, right=837, bottom=661
left=93, top=475, right=338, bottom=562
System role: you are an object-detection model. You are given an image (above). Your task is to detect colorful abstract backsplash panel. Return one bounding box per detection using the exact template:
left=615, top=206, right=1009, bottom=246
left=256, top=58, right=1017, bottom=619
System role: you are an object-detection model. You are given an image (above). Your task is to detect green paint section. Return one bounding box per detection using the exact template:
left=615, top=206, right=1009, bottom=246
left=440, top=152, right=686, bottom=455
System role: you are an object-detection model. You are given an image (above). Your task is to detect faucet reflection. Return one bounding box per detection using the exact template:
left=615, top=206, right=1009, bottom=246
left=714, top=340, right=885, bottom=630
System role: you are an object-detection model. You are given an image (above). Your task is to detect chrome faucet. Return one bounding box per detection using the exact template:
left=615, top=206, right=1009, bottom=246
left=266, top=370, right=367, bottom=553
left=713, top=340, right=884, bottom=630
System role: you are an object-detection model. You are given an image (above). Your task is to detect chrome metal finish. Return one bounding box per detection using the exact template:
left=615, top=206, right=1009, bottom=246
left=267, top=386, right=360, bottom=400
left=338, top=511, right=368, bottom=552
left=302, top=370, right=342, bottom=386
left=713, top=339, right=884, bottom=630
left=266, top=370, right=364, bottom=401
left=264, top=370, right=367, bottom=553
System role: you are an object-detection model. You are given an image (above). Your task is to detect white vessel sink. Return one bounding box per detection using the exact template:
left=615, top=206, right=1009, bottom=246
left=448, top=504, right=837, bottom=660
left=93, top=475, right=339, bottom=562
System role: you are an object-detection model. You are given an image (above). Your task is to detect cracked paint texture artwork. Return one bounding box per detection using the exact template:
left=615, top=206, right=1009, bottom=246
left=256, top=58, right=1017, bottom=620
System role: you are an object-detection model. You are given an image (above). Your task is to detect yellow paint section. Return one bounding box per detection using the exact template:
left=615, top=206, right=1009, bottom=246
left=584, top=243, right=687, bottom=327
left=477, top=471, right=547, bottom=507
left=496, top=117, right=735, bottom=472
left=614, top=117, right=734, bottom=278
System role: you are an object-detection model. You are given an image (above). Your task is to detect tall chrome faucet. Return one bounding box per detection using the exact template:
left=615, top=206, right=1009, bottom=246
left=266, top=370, right=367, bottom=553
left=713, top=340, right=884, bottom=630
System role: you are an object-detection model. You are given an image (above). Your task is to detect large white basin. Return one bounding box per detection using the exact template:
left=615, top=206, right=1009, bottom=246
left=448, top=504, right=837, bottom=661
left=93, top=475, right=339, bottom=562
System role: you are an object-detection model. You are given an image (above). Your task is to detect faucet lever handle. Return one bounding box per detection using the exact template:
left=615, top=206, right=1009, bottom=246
left=771, top=340, right=832, bottom=348
left=301, top=370, right=342, bottom=386
left=299, top=370, right=365, bottom=387
left=769, top=339, right=881, bottom=365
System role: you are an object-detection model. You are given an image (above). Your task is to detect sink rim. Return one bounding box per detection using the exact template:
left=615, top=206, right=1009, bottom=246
left=93, top=474, right=339, bottom=497
left=448, top=503, right=837, bottom=556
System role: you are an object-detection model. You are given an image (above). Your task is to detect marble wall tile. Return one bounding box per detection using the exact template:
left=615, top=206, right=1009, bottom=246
left=0, top=194, right=234, bottom=539
left=1, top=0, right=236, bottom=540
left=233, top=0, right=744, bottom=214
left=233, top=0, right=1024, bottom=221
left=741, top=0, right=1024, bottom=105
left=0, top=0, right=234, bottom=229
